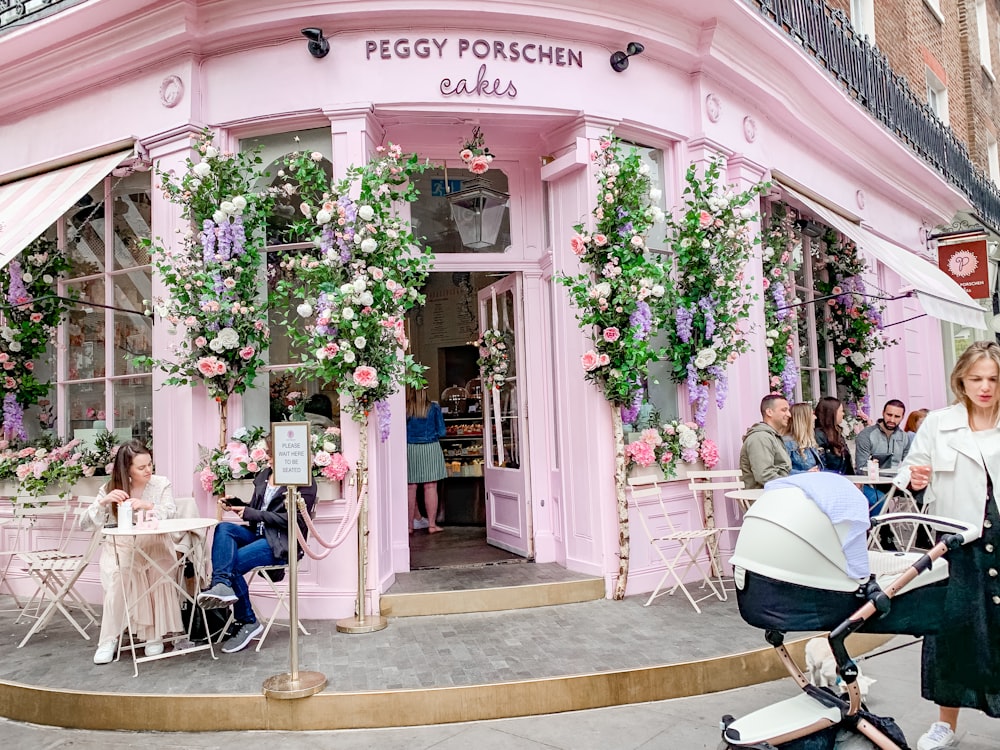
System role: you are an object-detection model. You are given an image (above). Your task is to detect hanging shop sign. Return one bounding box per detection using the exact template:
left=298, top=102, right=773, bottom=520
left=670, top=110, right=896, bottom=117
left=938, top=235, right=990, bottom=300
left=363, top=37, right=585, bottom=100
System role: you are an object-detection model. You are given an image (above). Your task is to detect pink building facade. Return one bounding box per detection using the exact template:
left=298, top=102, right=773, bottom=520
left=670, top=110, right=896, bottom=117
left=0, top=0, right=987, bottom=618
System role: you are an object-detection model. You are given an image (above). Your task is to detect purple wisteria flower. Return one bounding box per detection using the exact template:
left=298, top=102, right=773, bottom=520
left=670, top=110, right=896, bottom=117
left=2, top=393, right=25, bottom=441
left=6, top=261, right=30, bottom=306
left=771, top=281, right=789, bottom=321
left=620, top=388, right=643, bottom=426
left=675, top=306, right=694, bottom=344
left=629, top=301, right=652, bottom=341
left=707, top=364, right=728, bottom=410
left=686, top=362, right=710, bottom=427
left=698, top=297, right=716, bottom=341
left=780, top=358, right=798, bottom=402
left=375, top=399, right=391, bottom=442
left=231, top=216, right=246, bottom=256
left=200, top=219, right=217, bottom=263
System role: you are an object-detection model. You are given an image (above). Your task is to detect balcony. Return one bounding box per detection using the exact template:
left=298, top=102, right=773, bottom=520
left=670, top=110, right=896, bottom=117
left=0, top=0, right=86, bottom=36
left=748, top=0, right=1000, bottom=234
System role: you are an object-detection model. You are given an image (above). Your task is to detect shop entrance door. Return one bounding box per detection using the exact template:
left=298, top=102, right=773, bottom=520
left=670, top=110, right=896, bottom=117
left=478, top=274, right=533, bottom=558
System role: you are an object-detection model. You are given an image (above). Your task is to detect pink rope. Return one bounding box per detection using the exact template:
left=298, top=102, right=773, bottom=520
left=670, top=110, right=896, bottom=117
left=294, top=477, right=365, bottom=560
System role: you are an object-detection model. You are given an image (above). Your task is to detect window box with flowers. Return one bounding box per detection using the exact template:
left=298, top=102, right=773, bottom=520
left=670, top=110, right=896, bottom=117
left=72, top=429, right=122, bottom=496
left=197, top=426, right=270, bottom=499
left=625, top=421, right=719, bottom=483
left=13, top=439, right=84, bottom=499
left=311, top=425, right=350, bottom=501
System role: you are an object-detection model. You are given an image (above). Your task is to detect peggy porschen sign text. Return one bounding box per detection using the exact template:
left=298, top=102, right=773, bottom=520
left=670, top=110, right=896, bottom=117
left=364, top=37, right=584, bottom=99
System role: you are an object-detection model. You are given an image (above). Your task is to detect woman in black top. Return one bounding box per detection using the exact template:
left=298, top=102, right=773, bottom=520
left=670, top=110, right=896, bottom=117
left=814, top=396, right=854, bottom=476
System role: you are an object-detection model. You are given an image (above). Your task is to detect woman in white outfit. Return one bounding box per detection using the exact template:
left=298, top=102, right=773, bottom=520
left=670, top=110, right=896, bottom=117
left=80, top=440, right=181, bottom=664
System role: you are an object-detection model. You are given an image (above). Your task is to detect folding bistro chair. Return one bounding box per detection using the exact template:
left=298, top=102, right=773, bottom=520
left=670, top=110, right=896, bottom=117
left=2, top=491, right=80, bottom=613
left=15, top=497, right=103, bottom=647
left=687, top=469, right=746, bottom=587
left=868, top=484, right=934, bottom=552
left=628, top=477, right=726, bottom=612
left=218, top=564, right=309, bottom=652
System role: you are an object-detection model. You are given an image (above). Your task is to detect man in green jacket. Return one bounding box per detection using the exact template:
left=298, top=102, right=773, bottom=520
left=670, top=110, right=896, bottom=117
left=739, top=394, right=792, bottom=489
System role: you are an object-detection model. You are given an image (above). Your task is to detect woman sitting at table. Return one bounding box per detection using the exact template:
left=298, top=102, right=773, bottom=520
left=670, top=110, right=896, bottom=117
left=814, top=396, right=855, bottom=476
left=783, top=402, right=824, bottom=474
left=80, top=440, right=180, bottom=665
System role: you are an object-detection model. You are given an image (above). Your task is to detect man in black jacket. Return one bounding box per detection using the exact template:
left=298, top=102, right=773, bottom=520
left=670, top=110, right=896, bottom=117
left=198, top=468, right=317, bottom=653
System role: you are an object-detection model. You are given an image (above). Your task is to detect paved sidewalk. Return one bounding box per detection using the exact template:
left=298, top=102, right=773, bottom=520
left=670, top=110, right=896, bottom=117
left=1, top=636, right=996, bottom=747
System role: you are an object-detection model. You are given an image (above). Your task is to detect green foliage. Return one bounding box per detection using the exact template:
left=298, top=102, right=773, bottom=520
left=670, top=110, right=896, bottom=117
left=269, top=144, right=434, bottom=420
left=761, top=203, right=802, bottom=399
left=557, top=135, right=673, bottom=416
left=138, top=128, right=274, bottom=401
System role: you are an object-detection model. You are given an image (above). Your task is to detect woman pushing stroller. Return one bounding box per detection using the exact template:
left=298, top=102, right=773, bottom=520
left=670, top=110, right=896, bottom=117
left=895, top=340, right=1000, bottom=749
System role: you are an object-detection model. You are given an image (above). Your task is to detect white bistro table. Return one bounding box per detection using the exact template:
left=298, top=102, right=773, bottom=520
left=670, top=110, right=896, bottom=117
left=102, top=517, right=217, bottom=676
left=723, top=488, right=764, bottom=512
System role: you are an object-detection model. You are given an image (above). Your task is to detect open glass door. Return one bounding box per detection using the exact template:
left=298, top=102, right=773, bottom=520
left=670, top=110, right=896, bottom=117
left=477, top=273, right=533, bottom=557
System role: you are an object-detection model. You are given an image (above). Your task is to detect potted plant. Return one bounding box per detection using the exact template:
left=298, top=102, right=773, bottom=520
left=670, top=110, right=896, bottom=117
left=310, top=426, right=350, bottom=500
left=197, top=426, right=269, bottom=502
left=74, top=429, right=122, bottom=496
left=625, top=421, right=719, bottom=482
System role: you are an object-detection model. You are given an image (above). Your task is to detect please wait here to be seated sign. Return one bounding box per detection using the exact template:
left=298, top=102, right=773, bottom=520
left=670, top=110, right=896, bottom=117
left=271, top=422, right=312, bottom=487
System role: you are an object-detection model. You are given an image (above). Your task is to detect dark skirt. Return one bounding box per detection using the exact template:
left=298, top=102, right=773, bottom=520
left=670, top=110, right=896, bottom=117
left=406, top=441, right=447, bottom=484
left=921, top=486, right=1000, bottom=716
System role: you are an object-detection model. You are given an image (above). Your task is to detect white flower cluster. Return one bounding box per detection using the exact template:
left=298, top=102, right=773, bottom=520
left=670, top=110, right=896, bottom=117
left=677, top=423, right=700, bottom=449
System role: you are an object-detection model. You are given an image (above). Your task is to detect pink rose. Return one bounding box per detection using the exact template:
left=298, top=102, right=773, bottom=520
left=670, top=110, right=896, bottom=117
left=197, top=357, right=218, bottom=377
left=239, top=346, right=255, bottom=360
left=580, top=350, right=600, bottom=371
left=597, top=353, right=610, bottom=366
left=353, top=365, right=378, bottom=388
left=603, top=327, right=620, bottom=343
left=593, top=234, right=608, bottom=246
left=469, top=155, right=490, bottom=174
left=250, top=448, right=268, bottom=462
left=570, top=235, right=587, bottom=255
left=194, top=336, right=208, bottom=348
left=459, top=148, right=474, bottom=163
left=698, top=210, right=713, bottom=228
left=214, top=360, right=227, bottom=375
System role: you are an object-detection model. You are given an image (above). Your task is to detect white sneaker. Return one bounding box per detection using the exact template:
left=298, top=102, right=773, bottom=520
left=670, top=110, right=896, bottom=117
left=413, top=517, right=429, bottom=530
left=917, top=721, right=958, bottom=750
left=93, top=639, right=117, bottom=665
left=144, top=640, right=164, bottom=656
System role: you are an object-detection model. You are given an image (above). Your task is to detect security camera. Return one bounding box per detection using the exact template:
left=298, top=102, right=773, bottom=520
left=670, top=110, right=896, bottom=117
left=301, top=28, right=330, bottom=59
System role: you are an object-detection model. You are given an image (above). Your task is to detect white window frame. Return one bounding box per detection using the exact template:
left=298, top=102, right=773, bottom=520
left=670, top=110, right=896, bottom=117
left=925, top=68, right=949, bottom=126
left=793, top=235, right=837, bottom=404
left=850, top=0, right=876, bottom=43
left=987, top=131, right=1000, bottom=184
left=922, top=0, right=944, bottom=25
left=977, top=0, right=995, bottom=80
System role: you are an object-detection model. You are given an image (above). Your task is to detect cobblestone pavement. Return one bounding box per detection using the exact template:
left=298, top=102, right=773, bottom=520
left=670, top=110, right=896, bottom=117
left=0, top=636, right=996, bottom=748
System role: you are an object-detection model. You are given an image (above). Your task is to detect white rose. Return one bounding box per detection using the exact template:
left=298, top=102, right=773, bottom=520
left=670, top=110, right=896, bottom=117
left=851, top=352, right=866, bottom=367
left=360, top=238, right=377, bottom=254
left=639, top=163, right=651, bottom=175
left=357, top=205, right=375, bottom=221
left=212, top=210, right=226, bottom=224
left=42, top=275, right=53, bottom=284
left=340, top=283, right=355, bottom=294
left=649, top=188, right=662, bottom=202
left=837, top=356, right=847, bottom=365
left=693, top=347, right=717, bottom=369
left=216, top=327, right=240, bottom=349
left=315, top=347, right=327, bottom=361
left=353, top=278, right=366, bottom=292
left=650, top=207, right=665, bottom=223
left=354, top=336, right=367, bottom=349
left=204, top=146, right=218, bottom=159
left=232, top=196, right=247, bottom=211
left=209, top=337, right=225, bottom=352
left=21, top=273, right=32, bottom=283
left=323, top=441, right=338, bottom=453
left=311, top=151, right=323, bottom=162
left=342, top=307, right=355, bottom=320
left=316, top=209, right=332, bottom=225
left=297, top=302, right=314, bottom=318
left=220, top=201, right=236, bottom=215
left=193, top=162, right=211, bottom=178
left=9, top=341, right=21, bottom=352
left=343, top=351, right=356, bottom=363
left=358, top=291, right=374, bottom=306
left=651, top=284, right=664, bottom=298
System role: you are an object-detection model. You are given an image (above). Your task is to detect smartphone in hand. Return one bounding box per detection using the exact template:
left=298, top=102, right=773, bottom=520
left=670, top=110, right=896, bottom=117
left=222, top=496, right=248, bottom=507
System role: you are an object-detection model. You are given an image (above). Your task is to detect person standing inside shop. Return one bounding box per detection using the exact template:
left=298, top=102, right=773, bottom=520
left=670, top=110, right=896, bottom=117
left=406, top=385, right=447, bottom=535
left=896, top=341, right=1000, bottom=750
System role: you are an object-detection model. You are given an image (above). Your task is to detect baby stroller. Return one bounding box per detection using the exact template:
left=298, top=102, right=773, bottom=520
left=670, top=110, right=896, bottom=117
left=719, top=474, right=980, bottom=750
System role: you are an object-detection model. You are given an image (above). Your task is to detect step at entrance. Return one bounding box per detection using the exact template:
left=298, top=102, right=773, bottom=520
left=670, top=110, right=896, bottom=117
left=381, top=562, right=605, bottom=616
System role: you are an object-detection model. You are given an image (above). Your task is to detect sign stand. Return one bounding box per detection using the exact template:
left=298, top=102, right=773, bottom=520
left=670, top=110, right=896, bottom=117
left=262, top=421, right=327, bottom=700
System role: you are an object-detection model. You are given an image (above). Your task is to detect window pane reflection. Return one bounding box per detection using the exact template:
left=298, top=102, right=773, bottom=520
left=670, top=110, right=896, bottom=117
left=66, top=279, right=105, bottom=380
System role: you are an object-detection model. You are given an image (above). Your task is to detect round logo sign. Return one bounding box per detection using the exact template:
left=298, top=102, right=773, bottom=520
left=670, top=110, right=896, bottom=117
left=947, top=249, right=978, bottom=278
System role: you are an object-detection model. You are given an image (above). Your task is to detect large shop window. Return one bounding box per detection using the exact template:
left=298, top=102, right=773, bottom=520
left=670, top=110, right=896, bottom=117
left=792, top=233, right=837, bottom=403
left=242, top=128, right=342, bottom=430
left=60, top=172, right=153, bottom=445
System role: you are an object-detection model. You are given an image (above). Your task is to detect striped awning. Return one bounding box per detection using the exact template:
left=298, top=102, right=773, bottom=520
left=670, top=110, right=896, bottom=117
left=0, top=150, right=132, bottom=269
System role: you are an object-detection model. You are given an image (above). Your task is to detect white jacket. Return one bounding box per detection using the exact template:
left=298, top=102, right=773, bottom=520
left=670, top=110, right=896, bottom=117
left=896, top=403, right=1000, bottom=526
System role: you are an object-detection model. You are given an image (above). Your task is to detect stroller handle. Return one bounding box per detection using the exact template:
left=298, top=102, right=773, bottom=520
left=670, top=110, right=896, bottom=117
left=870, top=512, right=981, bottom=546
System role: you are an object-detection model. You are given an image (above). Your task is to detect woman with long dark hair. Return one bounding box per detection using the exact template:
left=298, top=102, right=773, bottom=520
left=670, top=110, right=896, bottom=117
left=80, top=440, right=180, bottom=664
left=814, top=396, right=854, bottom=476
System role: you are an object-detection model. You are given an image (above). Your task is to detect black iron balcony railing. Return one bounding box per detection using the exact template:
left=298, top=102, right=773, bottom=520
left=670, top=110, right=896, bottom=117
left=0, top=0, right=84, bottom=35
left=748, top=0, right=1000, bottom=234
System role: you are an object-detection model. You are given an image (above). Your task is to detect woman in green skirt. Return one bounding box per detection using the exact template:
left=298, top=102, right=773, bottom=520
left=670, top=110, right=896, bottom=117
left=406, top=385, right=447, bottom=534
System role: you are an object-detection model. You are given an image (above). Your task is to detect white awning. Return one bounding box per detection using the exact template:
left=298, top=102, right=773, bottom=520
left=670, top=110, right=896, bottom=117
left=783, top=187, right=985, bottom=329
left=0, top=150, right=132, bottom=270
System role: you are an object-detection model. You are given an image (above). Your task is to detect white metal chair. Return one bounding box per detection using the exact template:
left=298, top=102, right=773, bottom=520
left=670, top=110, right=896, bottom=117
left=2, top=491, right=81, bottom=612
left=219, top=564, right=309, bottom=652
left=687, top=469, right=746, bottom=585
left=868, top=484, right=933, bottom=552
left=628, top=477, right=727, bottom=612
left=15, top=496, right=103, bottom=647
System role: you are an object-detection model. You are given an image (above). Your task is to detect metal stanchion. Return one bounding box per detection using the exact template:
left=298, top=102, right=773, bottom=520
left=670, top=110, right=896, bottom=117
left=262, top=485, right=327, bottom=699
left=336, top=421, right=387, bottom=633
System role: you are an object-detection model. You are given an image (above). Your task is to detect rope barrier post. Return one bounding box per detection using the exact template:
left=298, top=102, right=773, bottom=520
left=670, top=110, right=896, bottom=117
left=337, top=417, right=387, bottom=634
left=263, top=422, right=326, bottom=699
